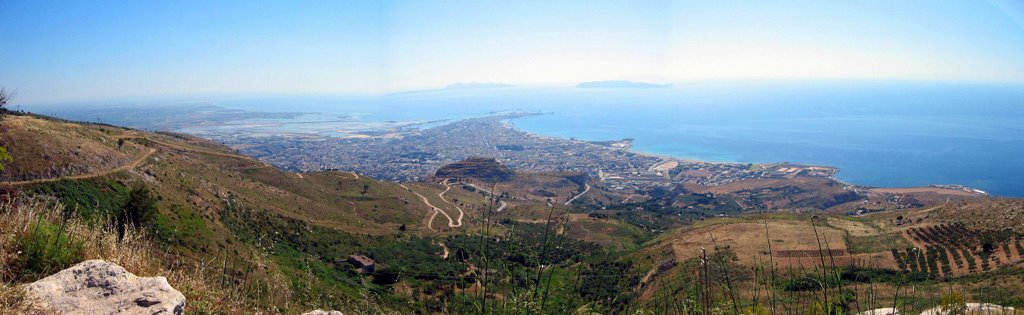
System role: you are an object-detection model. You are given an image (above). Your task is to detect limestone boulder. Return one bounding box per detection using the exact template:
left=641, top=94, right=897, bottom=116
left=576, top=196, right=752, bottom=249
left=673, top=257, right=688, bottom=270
left=24, top=260, right=185, bottom=315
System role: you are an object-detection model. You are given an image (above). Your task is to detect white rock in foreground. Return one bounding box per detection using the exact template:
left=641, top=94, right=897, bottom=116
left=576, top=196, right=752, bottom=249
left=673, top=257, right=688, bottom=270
left=303, top=310, right=344, bottom=315
left=920, top=303, right=1016, bottom=315
left=24, top=260, right=185, bottom=315
left=857, top=307, right=899, bottom=315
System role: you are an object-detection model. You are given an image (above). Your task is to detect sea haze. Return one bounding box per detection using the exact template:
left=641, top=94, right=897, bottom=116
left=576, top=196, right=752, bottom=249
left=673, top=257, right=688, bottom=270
left=26, top=81, right=1024, bottom=196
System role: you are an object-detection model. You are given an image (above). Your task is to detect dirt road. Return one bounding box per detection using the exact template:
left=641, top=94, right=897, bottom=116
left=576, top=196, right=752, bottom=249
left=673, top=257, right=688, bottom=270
left=3, top=135, right=263, bottom=186
left=437, top=182, right=465, bottom=227
left=401, top=184, right=459, bottom=229
left=1, top=148, right=157, bottom=186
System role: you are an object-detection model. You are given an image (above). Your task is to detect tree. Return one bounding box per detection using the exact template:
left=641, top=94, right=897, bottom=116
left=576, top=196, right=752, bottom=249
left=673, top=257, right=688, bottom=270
left=116, top=187, right=158, bottom=241
left=0, top=87, right=10, bottom=112
left=0, top=88, right=12, bottom=172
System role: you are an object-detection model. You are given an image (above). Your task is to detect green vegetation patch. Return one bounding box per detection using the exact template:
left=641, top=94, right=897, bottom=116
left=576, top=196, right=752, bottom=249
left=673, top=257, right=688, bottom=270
left=569, top=216, right=651, bottom=251
left=269, top=243, right=366, bottom=310
left=15, top=219, right=85, bottom=281
left=222, top=198, right=387, bottom=261
left=366, top=238, right=465, bottom=283
left=26, top=178, right=130, bottom=221
left=220, top=197, right=392, bottom=307
left=847, top=232, right=911, bottom=254
left=970, top=285, right=1024, bottom=307
left=152, top=204, right=212, bottom=250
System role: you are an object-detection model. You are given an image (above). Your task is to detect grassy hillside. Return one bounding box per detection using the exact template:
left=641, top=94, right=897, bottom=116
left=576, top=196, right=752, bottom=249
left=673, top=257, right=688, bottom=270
left=0, top=115, right=440, bottom=312
left=0, top=115, right=149, bottom=182
left=628, top=207, right=1024, bottom=312
left=0, top=115, right=659, bottom=313
left=2, top=114, right=1022, bottom=314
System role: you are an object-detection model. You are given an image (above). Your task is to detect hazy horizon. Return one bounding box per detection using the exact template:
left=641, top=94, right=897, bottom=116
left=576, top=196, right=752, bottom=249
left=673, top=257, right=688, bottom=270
left=4, top=1, right=1024, bottom=104
left=14, top=78, right=1024, bottom=108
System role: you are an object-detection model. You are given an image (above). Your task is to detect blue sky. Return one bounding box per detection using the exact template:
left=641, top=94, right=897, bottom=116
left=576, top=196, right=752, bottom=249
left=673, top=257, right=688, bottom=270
left=2, top=0, right=1024, bottom=104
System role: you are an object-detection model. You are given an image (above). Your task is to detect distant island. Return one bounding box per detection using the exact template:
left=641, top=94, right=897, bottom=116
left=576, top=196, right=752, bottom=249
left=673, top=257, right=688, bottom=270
left=576, top=80, right=670, bottom=89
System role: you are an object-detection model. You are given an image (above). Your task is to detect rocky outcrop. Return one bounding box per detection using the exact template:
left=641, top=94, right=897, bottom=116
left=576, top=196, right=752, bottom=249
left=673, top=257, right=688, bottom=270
left=24, top=260, right=185, bottom=315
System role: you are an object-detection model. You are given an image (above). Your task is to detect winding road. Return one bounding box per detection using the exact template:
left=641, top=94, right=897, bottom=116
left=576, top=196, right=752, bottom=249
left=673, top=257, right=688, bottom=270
left=1, top=148, right=157, bottom=186
left=564, top=183, right=591, bottom=205
left=437, top=182, right=466, bottom=227
left=2, top=134, right=263, bottom=186
left=462, top=182, right=507, bottom=212
left=400, top=183, right=460, bottom=230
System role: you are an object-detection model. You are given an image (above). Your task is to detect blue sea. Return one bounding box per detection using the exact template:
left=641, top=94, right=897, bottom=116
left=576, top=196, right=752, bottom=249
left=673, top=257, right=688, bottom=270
left=30, top=80, right=1024, bottom=196
left=506, top=83, right=1024, bottom=197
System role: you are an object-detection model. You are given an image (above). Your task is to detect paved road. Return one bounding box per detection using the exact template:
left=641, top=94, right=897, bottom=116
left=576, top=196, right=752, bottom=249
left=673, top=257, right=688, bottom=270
left=564, top=183, right=591, bottom=205
left=462, top=182, right=507, bottom=212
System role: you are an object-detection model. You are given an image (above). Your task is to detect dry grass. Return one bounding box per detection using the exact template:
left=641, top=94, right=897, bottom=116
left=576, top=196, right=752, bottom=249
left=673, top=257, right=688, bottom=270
left=0, top=199, right=275, bottom=314
left=933, top=199, right=1024, bottom=233
left=642, top=216, right=902, bottom=274
left=0, top=115, right=148, bottom=182
left=670, top=220, right=851, bottom=268
left=826, top=217, right=879, bottom=237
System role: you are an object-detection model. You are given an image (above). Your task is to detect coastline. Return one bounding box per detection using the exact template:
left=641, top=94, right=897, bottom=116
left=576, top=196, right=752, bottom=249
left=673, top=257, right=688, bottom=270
left=502, top=113, right=991, bottom=197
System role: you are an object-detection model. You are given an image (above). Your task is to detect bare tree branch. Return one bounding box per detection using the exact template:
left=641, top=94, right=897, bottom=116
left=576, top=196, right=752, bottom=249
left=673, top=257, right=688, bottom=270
left=0, top=87, right=11, bottom=110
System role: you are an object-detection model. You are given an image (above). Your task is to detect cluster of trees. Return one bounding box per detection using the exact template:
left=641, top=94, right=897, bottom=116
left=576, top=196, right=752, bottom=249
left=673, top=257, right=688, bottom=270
left=898, top=223, right=1023, bottom=275
left=366, top=237, right=465, bottom=284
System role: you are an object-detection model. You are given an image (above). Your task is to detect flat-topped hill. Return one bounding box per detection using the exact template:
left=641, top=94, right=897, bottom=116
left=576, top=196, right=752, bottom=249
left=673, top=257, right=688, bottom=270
left=434, top=157, right=513, bottom=182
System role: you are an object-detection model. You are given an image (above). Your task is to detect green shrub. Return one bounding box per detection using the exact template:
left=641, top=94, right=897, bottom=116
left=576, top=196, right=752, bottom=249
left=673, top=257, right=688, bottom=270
left=16, top=219, right=84, bottom=281
left=0, top=145, right=11, bottom=173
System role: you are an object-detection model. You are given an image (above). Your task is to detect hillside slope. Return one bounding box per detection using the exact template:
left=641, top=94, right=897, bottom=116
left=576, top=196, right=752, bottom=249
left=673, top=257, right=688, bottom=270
left=4, top=114, right=1023, bottom=313
left=0, top=115, right=149, bottom=182
left=0, top=115, right=443, bottom=312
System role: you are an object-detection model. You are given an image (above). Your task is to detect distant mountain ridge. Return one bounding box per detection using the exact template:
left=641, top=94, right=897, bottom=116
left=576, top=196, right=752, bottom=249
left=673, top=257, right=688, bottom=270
left=443, top=82, right=515, bottom=90
left=576, top=80, right=670, bottom=88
